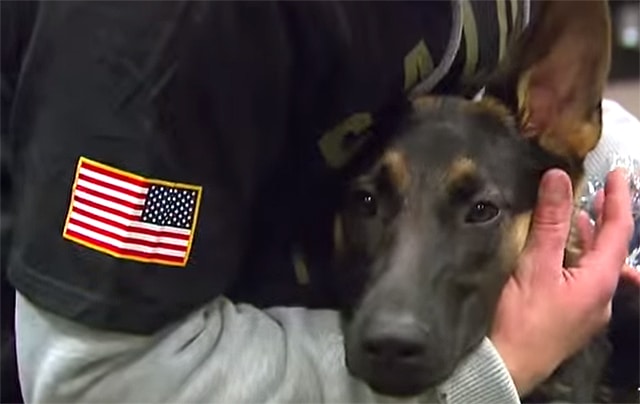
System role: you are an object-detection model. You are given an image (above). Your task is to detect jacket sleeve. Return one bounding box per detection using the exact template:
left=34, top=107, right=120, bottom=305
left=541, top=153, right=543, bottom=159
left=4, top=1, right=296, bottom=335
left=15, top=291, right=521, bottom=404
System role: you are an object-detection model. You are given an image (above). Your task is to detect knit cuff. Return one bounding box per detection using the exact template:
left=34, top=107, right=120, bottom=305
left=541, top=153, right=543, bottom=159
left=437, top=338, right=521, bottom=404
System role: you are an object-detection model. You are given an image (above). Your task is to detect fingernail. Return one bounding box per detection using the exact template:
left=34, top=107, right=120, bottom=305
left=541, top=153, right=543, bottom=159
left=540, top=171, right=570, bottom=205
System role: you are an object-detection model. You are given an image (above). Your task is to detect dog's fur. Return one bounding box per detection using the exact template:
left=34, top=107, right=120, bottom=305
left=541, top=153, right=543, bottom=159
left=306, top=1, right=638, bottom=401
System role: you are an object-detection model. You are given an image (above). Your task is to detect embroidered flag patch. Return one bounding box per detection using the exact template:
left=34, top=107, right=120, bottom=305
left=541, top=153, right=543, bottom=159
left=62, top=157, right=202, bottom=267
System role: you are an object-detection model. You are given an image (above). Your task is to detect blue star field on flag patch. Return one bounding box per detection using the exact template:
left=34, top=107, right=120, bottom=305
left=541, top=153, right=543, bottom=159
left=141, top=185, right=197, bottom=229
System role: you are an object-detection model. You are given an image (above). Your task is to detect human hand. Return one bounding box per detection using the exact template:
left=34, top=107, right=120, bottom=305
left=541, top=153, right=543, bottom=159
left=490, top=168, right=634, bottom=396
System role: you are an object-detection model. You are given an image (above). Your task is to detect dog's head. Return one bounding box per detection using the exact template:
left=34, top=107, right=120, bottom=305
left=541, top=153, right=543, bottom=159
left=334, top=0, right=611, bottom=397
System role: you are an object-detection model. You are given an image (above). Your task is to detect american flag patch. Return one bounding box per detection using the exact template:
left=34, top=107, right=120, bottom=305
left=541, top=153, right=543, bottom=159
left=62, top=157, right=202, bottom=266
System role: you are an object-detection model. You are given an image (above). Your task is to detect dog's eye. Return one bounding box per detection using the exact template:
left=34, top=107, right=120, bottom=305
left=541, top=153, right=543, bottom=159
left=465, top=201, right=500, bottom=223
left=350, top=190, right=378, bottom=217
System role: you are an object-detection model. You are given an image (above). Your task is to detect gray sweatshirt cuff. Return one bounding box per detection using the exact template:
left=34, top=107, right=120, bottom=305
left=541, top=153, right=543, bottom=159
left=437, top=338, right=521, bottom=404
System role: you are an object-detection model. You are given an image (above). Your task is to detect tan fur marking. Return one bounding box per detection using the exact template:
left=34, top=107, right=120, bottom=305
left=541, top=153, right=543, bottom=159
left=445, top=157, right=477, bottom=188
left=565, top=176, right=589, bottom=267
left=536, top=119, right=602, bottom=162
left=511, top=212, right=532, bottom=257
left=474, top=96, right=516, bottom=127
left=564, top=211, right=584, bottom=267
left=411, top=95, right=443, bottom=112
left=501, top=211, right=533, bottom=273
left=382, top=150, right=411, bottom=192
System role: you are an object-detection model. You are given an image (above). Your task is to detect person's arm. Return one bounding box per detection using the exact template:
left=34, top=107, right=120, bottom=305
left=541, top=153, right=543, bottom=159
left=17, top=291, right=522, bottom=404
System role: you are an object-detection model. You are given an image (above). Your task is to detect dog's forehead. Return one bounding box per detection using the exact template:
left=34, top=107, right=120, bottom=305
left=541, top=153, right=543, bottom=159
left=378, top=96, right=522, bottom=192
left=407, top=95, right=516, bottom=146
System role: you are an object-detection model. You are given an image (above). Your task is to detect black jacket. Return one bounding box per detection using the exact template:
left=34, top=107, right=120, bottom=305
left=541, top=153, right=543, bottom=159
left=2, top=0, right=530, bottom=336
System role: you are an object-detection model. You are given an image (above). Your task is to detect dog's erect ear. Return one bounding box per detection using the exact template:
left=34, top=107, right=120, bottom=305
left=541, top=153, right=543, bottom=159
left=488, top=0, right=612, bottom=164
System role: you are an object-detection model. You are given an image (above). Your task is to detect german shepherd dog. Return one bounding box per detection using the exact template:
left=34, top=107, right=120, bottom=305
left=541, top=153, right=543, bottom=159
left=312, top=1, right=636, bottom=401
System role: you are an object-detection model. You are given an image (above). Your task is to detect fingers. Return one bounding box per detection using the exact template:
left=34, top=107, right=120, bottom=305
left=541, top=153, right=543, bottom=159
left=524, top=169, right=574, bottom=274
left=582, top=169, right=634, bottom=290
left=590, top=169, right=633, bottom=257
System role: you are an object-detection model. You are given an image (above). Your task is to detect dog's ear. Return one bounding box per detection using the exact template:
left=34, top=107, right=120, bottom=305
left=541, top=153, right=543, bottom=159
left=488, top=0, right=612, bottom=165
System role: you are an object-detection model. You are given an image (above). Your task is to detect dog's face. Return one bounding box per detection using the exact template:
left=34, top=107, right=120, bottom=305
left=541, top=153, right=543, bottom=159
left=336, top=97, right=547, bottom=395
left=332, top=0, right=611, bottom=397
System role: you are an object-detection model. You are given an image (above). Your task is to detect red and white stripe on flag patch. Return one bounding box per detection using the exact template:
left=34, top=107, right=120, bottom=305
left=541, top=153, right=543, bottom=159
left=62, top=157, right=202, bottom=267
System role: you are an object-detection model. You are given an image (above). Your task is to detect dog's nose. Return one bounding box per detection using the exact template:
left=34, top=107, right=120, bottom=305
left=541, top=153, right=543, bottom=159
left=361, top=314, right=427, bottom=365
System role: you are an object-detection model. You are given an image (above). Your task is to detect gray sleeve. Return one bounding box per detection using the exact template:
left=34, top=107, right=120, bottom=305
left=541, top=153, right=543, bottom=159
left=584, top=99, right=640, bottom=180
left=438, top=339, right=521, bottom=404
left=15, top=292, right=520, bottom=404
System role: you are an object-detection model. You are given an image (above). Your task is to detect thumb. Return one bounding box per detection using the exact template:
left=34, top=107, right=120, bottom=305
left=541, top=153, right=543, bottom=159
left=522, top=169, right=574, bottom=273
